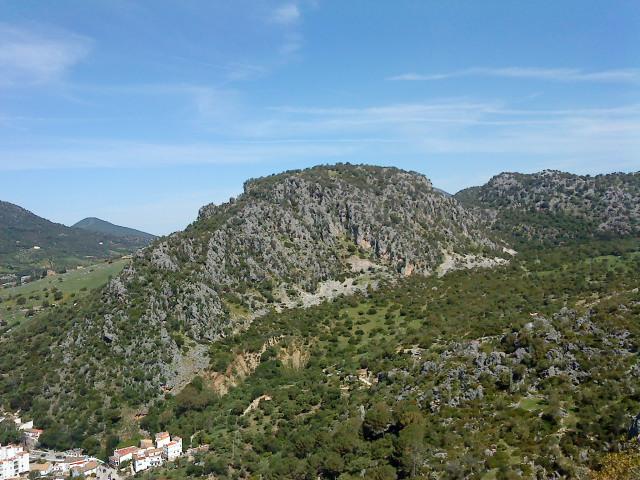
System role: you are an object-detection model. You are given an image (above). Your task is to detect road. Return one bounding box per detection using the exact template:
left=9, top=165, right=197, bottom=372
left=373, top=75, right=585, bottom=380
left=29, top=449, right=68, bottom=463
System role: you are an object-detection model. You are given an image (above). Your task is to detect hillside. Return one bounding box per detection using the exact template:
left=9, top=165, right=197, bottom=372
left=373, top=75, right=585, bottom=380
left=0, top=201, right=152, bottom=275
left=136, top=239, right=640, bottom=479
left=455, top=170, right=640, bottom=244
left=0, top=165, right=505, bottom=445
left=2, top=165, right=640, bottom=479
left=73, top=217, right=156, bottom=243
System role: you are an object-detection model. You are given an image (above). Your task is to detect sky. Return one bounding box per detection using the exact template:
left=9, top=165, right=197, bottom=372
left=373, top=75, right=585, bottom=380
left=1, top=1, right=639, bottom=235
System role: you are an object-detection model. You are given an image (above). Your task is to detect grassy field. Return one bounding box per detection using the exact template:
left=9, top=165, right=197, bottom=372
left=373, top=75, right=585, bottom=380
left=0, top=258, right=129, bottom=329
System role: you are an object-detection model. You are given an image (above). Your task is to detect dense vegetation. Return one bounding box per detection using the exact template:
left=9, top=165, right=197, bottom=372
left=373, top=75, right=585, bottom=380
left=3, top=235, right=637, bottom=478
left=123, top=237, right=640, bottom=479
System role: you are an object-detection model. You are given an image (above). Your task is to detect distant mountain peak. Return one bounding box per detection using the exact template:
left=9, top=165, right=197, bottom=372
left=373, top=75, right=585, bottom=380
left=73, top=217, right=156, bottom=242
left=0, top=201, right=155, bottom=274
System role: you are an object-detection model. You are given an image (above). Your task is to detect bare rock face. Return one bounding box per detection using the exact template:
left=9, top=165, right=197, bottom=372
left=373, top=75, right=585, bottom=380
left=37, top=164, right=506, bottom=417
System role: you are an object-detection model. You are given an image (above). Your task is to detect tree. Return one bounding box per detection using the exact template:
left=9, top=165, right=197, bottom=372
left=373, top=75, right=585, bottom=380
left=364, top=403, right=392, bottom=439
left=81, top=436, right=100, bottom=456
left=0, top=420, right=21, bottom=444
left=368, top=464, right=398, bottom=480
left=396, top=423, right=426, bottom=478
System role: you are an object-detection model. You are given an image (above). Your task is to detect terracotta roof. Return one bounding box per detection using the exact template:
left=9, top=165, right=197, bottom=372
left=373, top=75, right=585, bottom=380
left=114, top=446, right=139, bottom=456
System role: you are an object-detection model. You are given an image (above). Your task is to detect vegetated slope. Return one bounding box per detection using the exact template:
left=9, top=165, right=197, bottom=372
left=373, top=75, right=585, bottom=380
left=0, top=201, right=150, bottom=274
left=0, top=164, right=505, bottom=444
left=73, top=217, right=156, bottom=243
left=455, top=170, right=640, bottom=244
left=137, top=238, right=640, bottom=479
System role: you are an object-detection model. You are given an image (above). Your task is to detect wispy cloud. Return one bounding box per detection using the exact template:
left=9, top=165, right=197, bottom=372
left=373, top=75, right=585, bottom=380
left=389, top=67, right=640, bottom=84
left=0, top=24, right=91, bottom=87
left=2, top=99, right=638, bottom=172
left=0, top=139, right=362, bottom=170
left=270, top=4, right=301, bottom=25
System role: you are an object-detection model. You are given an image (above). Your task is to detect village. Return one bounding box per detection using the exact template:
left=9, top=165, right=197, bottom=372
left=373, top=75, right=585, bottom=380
left=0, top=410, right=195, bottom=479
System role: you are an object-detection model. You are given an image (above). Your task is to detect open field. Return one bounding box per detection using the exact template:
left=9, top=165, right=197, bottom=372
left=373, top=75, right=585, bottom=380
left=0, top=258, right=128, bottom=330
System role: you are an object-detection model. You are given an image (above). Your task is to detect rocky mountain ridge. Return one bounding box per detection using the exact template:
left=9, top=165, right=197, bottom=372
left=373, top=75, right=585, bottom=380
left=455, top=170, right=640, bottom=242
left=0, top=164, right=506, bottom=432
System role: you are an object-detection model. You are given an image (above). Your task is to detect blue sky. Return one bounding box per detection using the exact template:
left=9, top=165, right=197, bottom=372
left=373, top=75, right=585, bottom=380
left=1, top=0, right=639, bottom=234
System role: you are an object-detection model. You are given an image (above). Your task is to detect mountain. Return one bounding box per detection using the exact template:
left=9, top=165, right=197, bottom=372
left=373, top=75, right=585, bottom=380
left=2, top=165, right=640, bottom=479
left=455, top=170, right=640, bottom=244
left=73, top=217, right=156, bottom=242
left=0, top=165, right=505, bottom=439
left=0, top=201, right=153, bottom=275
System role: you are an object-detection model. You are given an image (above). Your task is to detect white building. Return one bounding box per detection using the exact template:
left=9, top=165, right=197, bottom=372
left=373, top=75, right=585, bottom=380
left=109, top=446, right=139, bottom=468
left=163, top=437, right=182, bottom=461
left=109, top=431, right=182, bottom=473
left=154, top=432, right=171, bottom=449
left=14, top=418, right=33, bottom=431
left=0, top=444, right=29, bottom=480
left=133, top=448, right=164, bottom=473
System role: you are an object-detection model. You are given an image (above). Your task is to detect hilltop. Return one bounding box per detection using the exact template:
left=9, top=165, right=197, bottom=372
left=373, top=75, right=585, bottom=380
left=73, top=217, right=156, bottom=243
left=455, top=170, right=640, bottom=244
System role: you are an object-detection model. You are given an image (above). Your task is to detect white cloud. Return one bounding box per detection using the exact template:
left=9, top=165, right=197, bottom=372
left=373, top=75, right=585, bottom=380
left=270, top=4, right=301, bottom=25
left=0, top=24, right=91, bottom=86
left=389, top=67, right=640, bottom=84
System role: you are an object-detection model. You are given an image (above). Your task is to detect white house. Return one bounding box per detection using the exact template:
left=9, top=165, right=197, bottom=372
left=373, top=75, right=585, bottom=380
left=0, top=444, right=29, bottom=480
left=163, top=437, right=182, bottom=461
left=133, top=448, right=164, bottom=473
left=14, top=418, right=33, bottom=431
left=154, top=432, right=171, bottom=449
left=109, top=446, right=139, bottom=468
